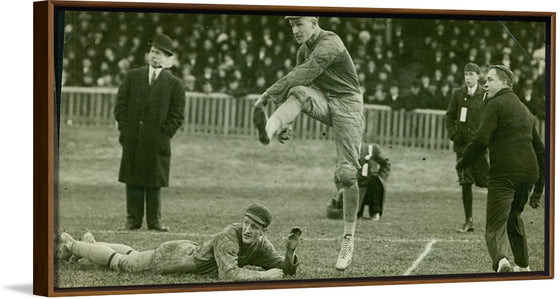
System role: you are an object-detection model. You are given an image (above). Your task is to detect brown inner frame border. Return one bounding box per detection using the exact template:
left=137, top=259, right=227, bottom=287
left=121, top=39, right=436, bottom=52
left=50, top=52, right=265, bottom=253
left=34, top=0, right=556, bottom=296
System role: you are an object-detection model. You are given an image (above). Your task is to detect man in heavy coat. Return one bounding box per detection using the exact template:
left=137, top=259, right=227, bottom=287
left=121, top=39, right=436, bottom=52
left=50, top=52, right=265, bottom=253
left=114, top=33, right=185, bottom=232
left=456, top=65, right=545, bottom=272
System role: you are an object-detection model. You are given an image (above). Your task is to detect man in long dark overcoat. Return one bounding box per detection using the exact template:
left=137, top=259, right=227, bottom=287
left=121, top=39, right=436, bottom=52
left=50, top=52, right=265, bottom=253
left=114, top=33, right=185, bottom=232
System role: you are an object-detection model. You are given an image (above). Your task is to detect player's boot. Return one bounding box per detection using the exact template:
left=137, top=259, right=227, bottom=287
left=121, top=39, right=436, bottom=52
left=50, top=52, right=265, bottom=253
left=335, top=234, right=354, bottom=271
left=513, top=265, right=532, bottom=272
left=57, top=232, right=75, bottom=262
left=81, top=232, right=96, bottom=243
left=253, top=102, right=270, bottom=145
left=456, top=218, right=474, bottom=233
left=497, top=257, right=512, bottom=272
left=70, top=232, right=96, bottom=262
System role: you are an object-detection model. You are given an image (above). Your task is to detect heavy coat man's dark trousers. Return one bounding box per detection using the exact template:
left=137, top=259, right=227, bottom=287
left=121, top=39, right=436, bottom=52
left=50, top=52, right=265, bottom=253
left=126, top=184, right=162, bottom=229
left=486, top=177, right=532, bottom=271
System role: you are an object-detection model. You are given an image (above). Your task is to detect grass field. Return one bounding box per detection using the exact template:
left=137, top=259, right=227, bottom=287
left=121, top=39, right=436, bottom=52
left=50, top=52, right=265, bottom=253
left=55, top=124, right=547, bottom=288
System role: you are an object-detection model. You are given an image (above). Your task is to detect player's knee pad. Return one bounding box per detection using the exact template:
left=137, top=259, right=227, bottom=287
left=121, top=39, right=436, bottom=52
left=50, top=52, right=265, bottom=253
left=335, top=163, right=358, bottom=186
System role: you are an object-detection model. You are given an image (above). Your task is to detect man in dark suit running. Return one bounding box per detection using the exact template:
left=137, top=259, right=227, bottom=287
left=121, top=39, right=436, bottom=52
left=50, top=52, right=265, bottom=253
left=456, top=65, right=545, bottom=272
left=114, top=33, right=185, bottom=232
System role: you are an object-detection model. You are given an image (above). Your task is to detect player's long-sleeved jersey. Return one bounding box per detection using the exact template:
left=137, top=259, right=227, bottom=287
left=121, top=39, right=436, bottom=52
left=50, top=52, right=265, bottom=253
left=263, top=29, right=361, bottom=104
left=191, top=223, right=298, bottom=281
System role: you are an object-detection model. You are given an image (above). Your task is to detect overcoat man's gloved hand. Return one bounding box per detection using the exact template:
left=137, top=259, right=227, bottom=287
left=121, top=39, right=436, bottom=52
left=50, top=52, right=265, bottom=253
left=529, top=191, right=542, bottom=209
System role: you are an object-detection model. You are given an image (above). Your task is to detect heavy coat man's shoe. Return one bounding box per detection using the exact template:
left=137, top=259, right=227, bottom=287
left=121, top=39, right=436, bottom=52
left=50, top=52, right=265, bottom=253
left=119, top=223, right=141, bottom=231
left=149, top=224, right=169, bottom=232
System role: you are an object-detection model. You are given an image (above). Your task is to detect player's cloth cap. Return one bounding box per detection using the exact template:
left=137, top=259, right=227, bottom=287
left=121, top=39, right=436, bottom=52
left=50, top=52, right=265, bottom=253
left=489, top=65, right=515, bottom=83
left=149, top=33, right=174, bottom=56
left=245, top=203, right=272, bottom=228
left=285, top=16, right=319, bottom=22
left=464, top=62, right=481, bottom=74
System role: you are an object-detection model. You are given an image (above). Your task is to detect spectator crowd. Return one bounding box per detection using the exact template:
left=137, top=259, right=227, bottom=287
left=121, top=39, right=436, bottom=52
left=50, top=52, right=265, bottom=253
left=61, top=12, right=546, bottom=119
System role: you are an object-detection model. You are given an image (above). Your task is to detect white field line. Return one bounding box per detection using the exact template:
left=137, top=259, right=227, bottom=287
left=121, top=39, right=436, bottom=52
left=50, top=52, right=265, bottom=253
left=91, top=230, right=479, bottom=243
left=403, top=239, right=438, bottom=276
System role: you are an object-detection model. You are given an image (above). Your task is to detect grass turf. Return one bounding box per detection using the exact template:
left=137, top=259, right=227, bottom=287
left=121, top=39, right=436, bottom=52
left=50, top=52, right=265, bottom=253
left=54, top=125, right=547, bottom=288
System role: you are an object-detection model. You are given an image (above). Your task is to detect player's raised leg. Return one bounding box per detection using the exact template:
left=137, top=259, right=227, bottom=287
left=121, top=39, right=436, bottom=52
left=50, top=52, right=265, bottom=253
left=253, top=86, right=331, bottom=145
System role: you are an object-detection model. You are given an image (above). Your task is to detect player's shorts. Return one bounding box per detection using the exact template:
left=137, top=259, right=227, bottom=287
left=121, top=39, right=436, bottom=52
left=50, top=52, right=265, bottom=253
left=152, top=240, right=200, bottom=273
left=288, top=85, right=364, bottom=172
left=456, top=152, right=489, bottom=187
left=330, top=95, right=364, bottom=174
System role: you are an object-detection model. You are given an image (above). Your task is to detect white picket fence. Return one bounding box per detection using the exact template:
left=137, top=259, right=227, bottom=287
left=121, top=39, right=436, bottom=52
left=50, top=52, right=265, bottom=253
left=59, top=86, right=546, bottom=150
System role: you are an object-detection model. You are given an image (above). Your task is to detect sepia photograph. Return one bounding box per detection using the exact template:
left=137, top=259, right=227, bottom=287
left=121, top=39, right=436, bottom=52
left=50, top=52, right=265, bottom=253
left=30, top=0, right=554, bottom=297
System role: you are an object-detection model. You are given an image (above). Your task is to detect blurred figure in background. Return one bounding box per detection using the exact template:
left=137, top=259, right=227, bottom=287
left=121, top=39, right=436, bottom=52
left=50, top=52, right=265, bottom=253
left=394, top=79, right=428, bottom=111
left=386, top=81, right=400, bottom=109
left=431, top=81, right=452, bottom=110
left=519, top=82, right=545, bottom=120
left=328, top=143, right=391, bottom=221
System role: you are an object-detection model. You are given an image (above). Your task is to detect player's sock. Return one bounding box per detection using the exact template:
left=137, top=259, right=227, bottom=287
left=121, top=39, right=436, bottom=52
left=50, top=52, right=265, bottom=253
left=96, top=242, right=139, bottom=255
left=72, top=241, right=118, bottom=266
left=265, top=117, right=281, bottom=141
left=342, top=183, right=359, bottom=235
left=343, top=221, right=357, bottom=236
left=462, top=184, right=473, bottom=220
left=267, top=98, right=302, bottom=140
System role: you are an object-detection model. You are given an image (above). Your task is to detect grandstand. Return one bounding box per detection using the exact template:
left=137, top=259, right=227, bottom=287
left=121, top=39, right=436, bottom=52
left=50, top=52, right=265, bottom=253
left=61, top=11, right=546, bottom=117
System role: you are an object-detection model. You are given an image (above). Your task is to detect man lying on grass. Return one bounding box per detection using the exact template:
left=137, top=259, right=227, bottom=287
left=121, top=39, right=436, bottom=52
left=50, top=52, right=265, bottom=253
left=57, top=203, right=302, bottom=281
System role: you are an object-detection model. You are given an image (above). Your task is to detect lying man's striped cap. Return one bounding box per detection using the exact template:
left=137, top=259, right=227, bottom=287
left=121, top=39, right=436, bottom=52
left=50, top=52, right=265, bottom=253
left=245, top=203, right=272, bottom=228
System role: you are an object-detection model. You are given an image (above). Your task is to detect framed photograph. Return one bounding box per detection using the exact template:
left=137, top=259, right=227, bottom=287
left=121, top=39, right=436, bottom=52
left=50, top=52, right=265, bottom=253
left=33, top=0, right=555, bottom=296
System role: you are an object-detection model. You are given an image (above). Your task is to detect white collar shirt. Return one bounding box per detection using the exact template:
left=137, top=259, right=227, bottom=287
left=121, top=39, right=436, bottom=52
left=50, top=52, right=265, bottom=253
left=149, top=65, right=163, bottom=83
left=467, top=84, right=478, bottom=97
